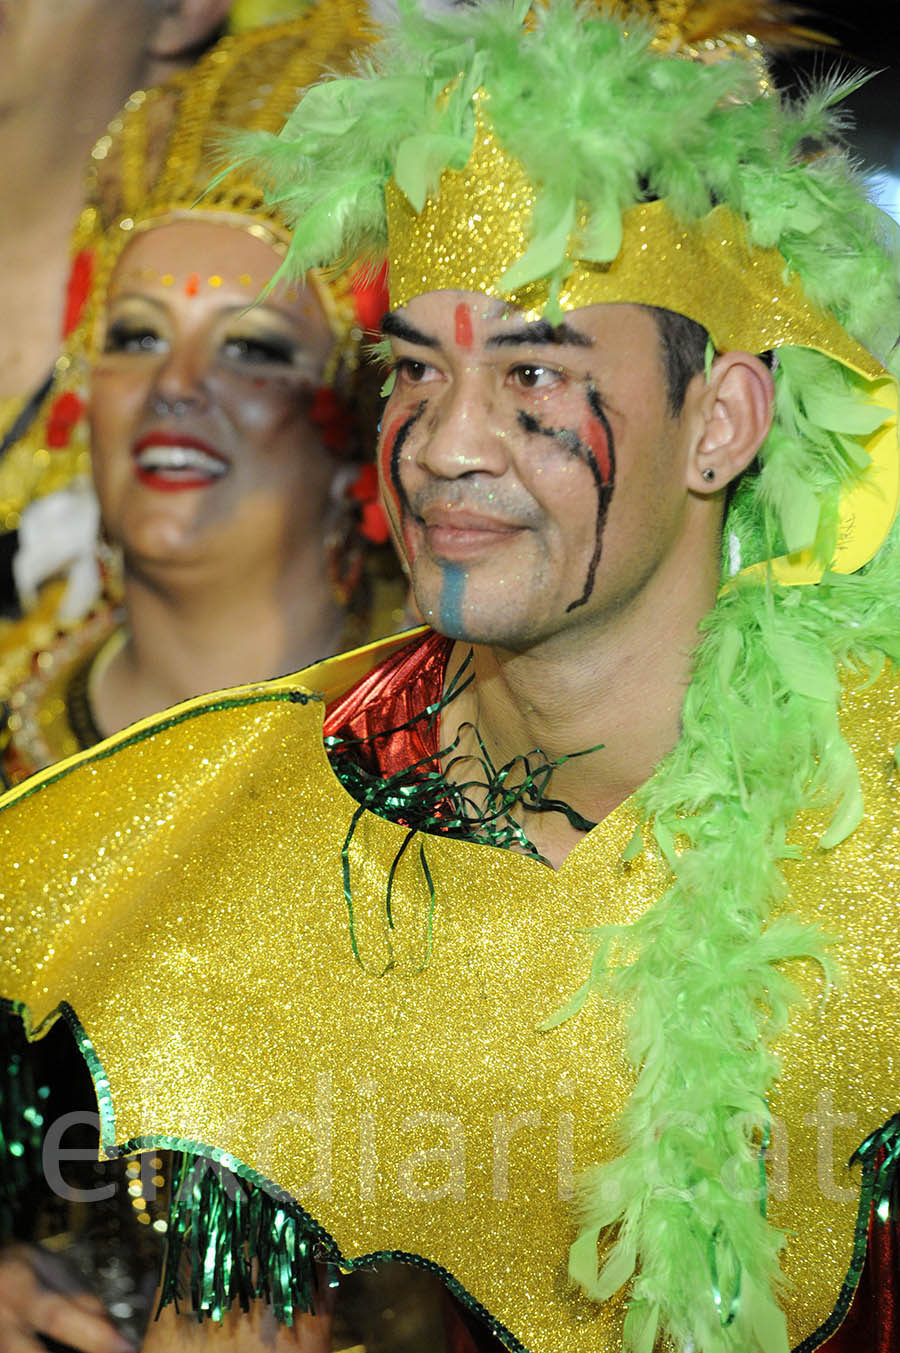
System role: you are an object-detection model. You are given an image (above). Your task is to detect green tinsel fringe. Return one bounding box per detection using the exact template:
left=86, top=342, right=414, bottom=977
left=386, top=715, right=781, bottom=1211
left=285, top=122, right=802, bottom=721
left=0, top=1007, right=48, bottom=1243
left=159, top=1151, right=322, bottom=1325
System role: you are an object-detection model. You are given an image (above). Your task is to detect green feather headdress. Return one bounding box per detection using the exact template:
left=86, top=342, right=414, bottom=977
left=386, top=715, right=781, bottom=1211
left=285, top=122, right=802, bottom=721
left=241, top=3, right=900, bottom=1351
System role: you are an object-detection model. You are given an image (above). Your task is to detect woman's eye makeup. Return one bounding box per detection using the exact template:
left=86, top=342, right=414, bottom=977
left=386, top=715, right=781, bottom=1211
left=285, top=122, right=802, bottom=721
left=103, top=319, right=165, bottom=354
left=221, top=332, right=297, bottom=365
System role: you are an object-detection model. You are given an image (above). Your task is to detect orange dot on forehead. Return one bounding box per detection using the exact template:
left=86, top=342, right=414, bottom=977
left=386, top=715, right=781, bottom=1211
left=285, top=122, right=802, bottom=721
left=184, top=272, right=200, bottom=297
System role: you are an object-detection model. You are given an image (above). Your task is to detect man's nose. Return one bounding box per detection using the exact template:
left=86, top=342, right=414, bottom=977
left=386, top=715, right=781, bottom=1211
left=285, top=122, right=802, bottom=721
left=414, top=377, right=508, bottom=480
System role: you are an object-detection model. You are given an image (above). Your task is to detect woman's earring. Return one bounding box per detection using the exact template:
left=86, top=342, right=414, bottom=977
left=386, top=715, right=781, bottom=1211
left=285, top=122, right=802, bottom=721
left=701, top=467, right=716, bottom=483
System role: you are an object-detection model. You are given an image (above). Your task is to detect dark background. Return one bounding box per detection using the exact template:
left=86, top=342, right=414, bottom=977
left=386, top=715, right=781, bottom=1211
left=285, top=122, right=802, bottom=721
left=775, top=1, right=900, bottom=197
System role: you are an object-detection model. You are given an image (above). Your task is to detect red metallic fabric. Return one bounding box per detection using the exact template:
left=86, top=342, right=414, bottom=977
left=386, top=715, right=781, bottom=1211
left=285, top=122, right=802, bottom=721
left=817, top=1207, right=900, bottom=1351
left=323, top=630, right=451, bottom=776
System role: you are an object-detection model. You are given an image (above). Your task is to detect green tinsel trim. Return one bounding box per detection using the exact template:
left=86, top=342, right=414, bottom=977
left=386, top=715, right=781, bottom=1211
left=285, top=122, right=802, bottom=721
left=0, top=1003, right=49, bottom=1242
left=2, top=995, right=523, bottom=1339
left=328, top=647, right=602, bottom=972
left=153, top=1148, right=527, bottom=1343
left=159, top=1152, right=322, bottom=1326
left=791, top=1115, right=900, bottom=1352
left=852, top=1113, right=900, bottom=1230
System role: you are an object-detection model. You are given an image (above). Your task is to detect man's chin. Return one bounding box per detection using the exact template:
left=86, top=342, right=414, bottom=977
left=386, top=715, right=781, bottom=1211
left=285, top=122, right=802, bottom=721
left=417, top=600, right=534, bottom=651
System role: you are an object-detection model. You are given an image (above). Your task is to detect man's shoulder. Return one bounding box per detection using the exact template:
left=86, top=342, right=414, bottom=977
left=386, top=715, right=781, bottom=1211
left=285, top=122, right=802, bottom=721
left=0, top=627, right=440, bottom=816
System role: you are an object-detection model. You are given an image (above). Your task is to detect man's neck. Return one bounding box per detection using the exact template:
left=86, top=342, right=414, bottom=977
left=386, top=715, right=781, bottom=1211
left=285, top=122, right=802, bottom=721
left=440, top=547, right=721, bottom=868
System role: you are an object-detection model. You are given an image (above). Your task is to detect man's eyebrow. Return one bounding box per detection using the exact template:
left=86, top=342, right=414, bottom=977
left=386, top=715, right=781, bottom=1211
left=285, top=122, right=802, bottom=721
left=486, top=318, right=593, bottom=348
left=381, top=312, right=439, bottom=348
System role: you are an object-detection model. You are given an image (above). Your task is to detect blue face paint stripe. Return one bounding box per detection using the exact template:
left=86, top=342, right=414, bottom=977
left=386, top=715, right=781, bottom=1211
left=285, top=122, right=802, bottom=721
left=439, top=562, right=467, bottom=635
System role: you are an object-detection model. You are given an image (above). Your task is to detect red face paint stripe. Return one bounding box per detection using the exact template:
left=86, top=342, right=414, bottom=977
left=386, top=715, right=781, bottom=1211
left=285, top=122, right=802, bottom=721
left=454, top=302, right=474, bottom=351
left=579, top=413, right=611, bottom=483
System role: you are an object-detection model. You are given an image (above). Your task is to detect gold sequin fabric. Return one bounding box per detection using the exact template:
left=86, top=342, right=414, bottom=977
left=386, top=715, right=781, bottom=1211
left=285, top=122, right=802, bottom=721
left=0, top=636, right=898, bottom=1352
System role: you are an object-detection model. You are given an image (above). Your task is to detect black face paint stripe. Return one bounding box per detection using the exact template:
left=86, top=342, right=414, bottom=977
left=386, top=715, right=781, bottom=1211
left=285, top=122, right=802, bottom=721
left=516, top=383, right=616, bottom=612
left=574, top=385, right=617, bottom=612
left=389, top=401, right=426, bottom=521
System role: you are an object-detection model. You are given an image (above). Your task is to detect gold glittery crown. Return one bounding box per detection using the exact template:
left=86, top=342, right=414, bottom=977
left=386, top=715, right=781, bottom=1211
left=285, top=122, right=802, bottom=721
left=386, top=104, right=879, bottom=383
left=0, top=0, right=373, bottom=527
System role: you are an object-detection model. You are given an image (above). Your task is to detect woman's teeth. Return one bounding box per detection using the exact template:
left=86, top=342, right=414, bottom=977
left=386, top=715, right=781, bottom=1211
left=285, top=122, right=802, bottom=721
left=135, top=445, right=228, bottom=478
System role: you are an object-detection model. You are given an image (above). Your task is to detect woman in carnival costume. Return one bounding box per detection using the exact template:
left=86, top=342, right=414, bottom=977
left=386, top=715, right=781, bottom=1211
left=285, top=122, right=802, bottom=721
left=0, top=2, right=397, bottom=788
left=0, top=6, right=403, bottom=1351
left=2, top=1, right=900, bottom=1351
left=0, top=0, right=233, bottom=570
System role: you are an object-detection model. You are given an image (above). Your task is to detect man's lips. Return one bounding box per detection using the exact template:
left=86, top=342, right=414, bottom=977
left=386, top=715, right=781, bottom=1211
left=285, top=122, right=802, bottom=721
left=416, top=508, right=524, bottom=560
left=131, top=431, right=230, bottom=492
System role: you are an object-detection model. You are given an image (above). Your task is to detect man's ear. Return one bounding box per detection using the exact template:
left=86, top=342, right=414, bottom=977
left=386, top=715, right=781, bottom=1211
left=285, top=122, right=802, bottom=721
left=685, top=351, right=775, bottom=496
left=146, top=0, right=232, bottom=81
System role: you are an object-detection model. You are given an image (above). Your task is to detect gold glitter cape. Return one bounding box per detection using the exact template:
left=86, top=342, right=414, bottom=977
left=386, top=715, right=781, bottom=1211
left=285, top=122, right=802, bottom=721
left=1, top=631, right=898, bottom=1352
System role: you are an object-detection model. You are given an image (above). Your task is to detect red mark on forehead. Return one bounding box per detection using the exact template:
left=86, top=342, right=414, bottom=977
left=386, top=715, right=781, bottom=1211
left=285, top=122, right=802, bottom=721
left=184, top=273, right=200, bottom=297
left=580, top=412, right=611, bottom=484
left=454, top=303, right=474, bottom=351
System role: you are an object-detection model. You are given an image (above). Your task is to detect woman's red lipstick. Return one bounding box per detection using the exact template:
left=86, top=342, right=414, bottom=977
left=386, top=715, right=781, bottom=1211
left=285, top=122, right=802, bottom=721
left=131, top=430, right=230, bottom=492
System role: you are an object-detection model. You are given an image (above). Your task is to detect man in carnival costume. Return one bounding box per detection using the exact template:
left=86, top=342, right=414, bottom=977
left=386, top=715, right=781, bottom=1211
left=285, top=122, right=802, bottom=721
left=2, top=2, right=900, bottom=1352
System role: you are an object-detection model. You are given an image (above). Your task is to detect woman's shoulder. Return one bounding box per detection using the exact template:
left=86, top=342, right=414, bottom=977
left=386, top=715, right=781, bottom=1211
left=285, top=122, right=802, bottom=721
left=0, top=585, right=118, bottom=786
